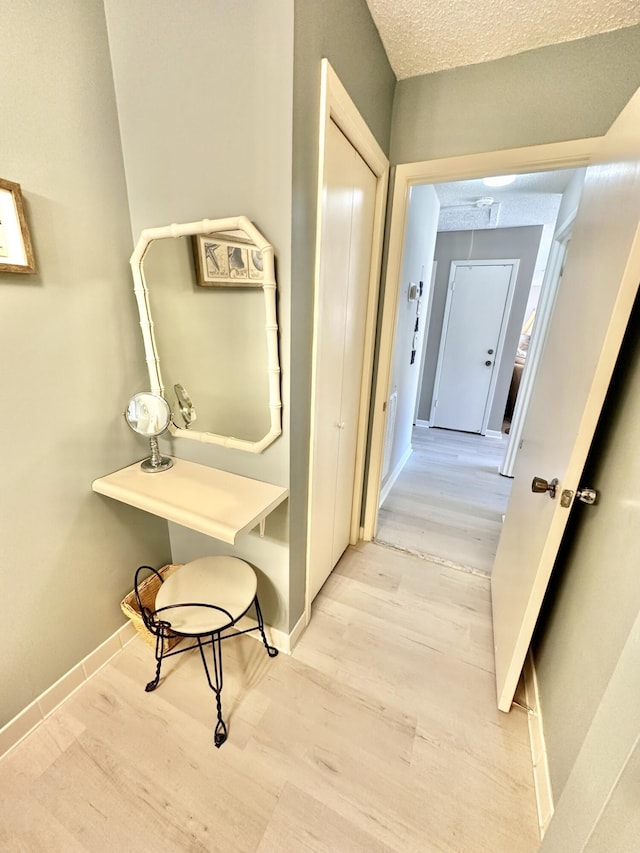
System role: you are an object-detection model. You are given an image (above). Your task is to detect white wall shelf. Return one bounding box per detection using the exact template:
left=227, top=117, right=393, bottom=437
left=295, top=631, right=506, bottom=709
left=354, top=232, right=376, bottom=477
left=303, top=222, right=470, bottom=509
left=92, top=458, right=288, bottom=544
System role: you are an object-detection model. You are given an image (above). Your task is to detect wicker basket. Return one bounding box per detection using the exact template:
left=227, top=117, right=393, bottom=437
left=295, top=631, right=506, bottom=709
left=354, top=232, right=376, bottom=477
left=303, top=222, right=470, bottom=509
left=121, top=564, right=183, bottom=653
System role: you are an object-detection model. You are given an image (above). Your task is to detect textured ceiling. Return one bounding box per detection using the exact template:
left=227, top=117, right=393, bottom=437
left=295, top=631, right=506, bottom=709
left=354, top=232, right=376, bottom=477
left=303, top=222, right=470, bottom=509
left=365, top=0, right=640, bottom=79
left=434, top=169, right=575, bottom=231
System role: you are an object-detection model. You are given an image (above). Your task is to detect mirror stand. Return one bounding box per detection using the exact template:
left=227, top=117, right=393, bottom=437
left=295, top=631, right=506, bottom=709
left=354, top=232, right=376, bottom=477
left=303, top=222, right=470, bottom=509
left=142, top=435, right=173, bottom=473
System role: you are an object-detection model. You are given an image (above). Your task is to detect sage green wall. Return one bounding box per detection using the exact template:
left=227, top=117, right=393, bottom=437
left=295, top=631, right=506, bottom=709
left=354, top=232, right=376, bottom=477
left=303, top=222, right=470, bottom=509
left=103, top=0, right=294, bottom=632
left=419, top=226, right=543, bottom=432
left=534, top=295, right=640, bottom=804
left=391, top=25, right=640, bottom=165
left=0, top=0, right=170, bottom=726
left=290, top=0, right=395, bottom=628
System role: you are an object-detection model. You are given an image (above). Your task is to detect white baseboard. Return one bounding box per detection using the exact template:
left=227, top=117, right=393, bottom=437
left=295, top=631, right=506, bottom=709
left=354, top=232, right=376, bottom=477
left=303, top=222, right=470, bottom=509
left=379, top=445, right=413, bottom=507
left=0, top=612, right=302, bottom=761
left=484, top=429, right=504, bottom=439
left=0, top=620, right=136, bottom=761
left=415, top=419, right=431, bottom=428
left=235, top=611, right=306, bottom=655
left=523, top=650, right=554, bottom=838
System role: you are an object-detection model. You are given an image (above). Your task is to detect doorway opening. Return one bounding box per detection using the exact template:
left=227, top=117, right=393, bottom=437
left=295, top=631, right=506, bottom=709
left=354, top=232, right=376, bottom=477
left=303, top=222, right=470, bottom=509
left=371, top=166, right=585, bottom=574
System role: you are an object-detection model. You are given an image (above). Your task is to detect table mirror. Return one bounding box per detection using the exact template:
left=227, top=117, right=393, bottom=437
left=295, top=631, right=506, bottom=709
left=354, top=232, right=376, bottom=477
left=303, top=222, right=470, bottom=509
left=125, top=392, right=173, bottom=472
left=130, top=216, right=281, bottom=453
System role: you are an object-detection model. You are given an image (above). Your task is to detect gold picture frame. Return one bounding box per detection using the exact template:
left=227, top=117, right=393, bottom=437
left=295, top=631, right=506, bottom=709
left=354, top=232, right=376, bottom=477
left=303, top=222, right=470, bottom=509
left=0, top=178, right=36, bottom=274
left=192, top=233, right=263, bottom=287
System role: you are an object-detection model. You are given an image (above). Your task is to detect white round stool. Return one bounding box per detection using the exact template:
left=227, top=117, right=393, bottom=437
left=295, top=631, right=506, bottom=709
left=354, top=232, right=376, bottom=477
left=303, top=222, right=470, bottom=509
left=135, top=556, right=278, bottom=748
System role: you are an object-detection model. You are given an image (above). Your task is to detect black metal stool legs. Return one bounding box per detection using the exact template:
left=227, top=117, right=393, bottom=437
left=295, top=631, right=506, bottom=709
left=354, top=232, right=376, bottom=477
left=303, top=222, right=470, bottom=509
left=198, top=633, right=228, bottom=748
left=145, top=627, right=168, bottom=692
left=254, top=595, right=279, bottom=659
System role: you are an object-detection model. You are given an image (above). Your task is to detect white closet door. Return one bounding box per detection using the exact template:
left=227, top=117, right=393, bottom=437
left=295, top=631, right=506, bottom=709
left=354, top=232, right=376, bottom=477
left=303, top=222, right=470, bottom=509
left=331, top=131, right=377, bottom=568
left=308, top=119, right=377, bottom=602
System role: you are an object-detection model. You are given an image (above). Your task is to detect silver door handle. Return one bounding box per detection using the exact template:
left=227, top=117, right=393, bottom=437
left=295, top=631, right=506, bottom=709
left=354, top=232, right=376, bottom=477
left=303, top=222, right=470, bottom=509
left=560, top=487, right=598, bottom=507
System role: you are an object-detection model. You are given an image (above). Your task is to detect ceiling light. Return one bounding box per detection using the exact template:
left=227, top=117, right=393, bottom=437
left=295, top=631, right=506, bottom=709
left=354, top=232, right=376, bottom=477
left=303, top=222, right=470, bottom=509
left=475, top=197, right=494, bottom=207
left=483, top=175, right=516, bottom=187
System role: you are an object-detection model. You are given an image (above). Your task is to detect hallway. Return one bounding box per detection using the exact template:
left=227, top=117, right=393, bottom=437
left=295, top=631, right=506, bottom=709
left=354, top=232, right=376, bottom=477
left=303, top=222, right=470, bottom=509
left=376, top=425, right=513, bottom=574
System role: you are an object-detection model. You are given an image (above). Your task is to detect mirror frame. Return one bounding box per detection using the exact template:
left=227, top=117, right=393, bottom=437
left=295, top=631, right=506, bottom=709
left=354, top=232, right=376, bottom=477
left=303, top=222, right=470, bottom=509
left=130, top=216, right=282, bottom=453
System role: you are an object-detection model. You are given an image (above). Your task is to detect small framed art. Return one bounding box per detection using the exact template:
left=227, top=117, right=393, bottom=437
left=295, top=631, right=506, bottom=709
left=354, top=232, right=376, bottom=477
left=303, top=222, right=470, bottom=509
left=0, top=178, right=36, bottom=274
left=192, top=233, right=263, bottom=287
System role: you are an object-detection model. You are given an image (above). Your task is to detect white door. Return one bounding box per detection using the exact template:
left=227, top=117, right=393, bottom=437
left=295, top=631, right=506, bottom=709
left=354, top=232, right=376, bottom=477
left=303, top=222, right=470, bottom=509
left=308, top=119, right=377, bottom=602
left=492, top=86, right=640, bottom=711
left=431, top=261, right=518, bottom=433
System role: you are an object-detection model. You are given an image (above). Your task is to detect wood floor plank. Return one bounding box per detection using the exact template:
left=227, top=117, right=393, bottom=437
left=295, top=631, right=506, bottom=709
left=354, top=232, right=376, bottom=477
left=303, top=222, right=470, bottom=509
left=377, top=426, right=513, bottom=573
left=0, top=543, right=537, bottom=852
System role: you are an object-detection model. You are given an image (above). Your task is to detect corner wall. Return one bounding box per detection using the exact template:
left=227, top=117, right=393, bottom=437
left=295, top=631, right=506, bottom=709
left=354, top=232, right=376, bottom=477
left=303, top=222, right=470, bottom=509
left=103, top=0, right=295, bottom=632
left=0, top=0, right=170, bottom=726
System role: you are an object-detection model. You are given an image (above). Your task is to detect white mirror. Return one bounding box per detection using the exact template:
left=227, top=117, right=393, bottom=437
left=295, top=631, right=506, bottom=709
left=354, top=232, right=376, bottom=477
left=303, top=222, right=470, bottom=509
left=130, top=216, right=282, bottom=453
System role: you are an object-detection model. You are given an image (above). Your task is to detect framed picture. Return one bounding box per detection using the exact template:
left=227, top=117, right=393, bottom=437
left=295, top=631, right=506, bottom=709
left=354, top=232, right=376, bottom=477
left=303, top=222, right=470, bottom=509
left=192, top=233, right=263, bottom=287
left=0, top=178, right=36, bottom=274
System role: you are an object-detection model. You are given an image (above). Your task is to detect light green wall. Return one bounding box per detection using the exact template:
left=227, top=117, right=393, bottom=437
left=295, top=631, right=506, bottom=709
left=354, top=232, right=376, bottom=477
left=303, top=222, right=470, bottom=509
left=534, top=293, right=640, bottom=802
left=391, top=25, right=640, bottom=165
left=103, top=0, right=295, bottom=632
left=290, top=0, right=396, bottom=627
left=0, top=0, right=170, bottom=726
left=420, top=226, right=543, bottom=432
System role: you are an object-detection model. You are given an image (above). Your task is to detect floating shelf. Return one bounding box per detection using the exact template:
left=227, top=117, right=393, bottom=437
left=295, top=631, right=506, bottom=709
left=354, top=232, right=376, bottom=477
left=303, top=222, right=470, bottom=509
left=92, top=458, right=288, bottom=544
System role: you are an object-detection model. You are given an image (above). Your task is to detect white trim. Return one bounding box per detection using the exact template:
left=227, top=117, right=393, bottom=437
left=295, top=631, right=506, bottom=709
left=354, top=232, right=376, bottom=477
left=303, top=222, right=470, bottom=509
left=235, top=611, right=306, bottom=655
left=415, top=418, right=431, bottom=428
left=500, top=211, right=577, bottom=476
left=485, top=429, right=504, bottom=439
left=429, top=259, right=519, bottom=435
left=523, top=650, right=555, bottom=838
left=414, top=260, right=437, bottom=423
left=0, top=621, right=135, bottom=761
left=378, top=445, right=413, bottom=508
left=305, top=59, right=389, bottom=621
left=363, top=137, right=600, bottom=540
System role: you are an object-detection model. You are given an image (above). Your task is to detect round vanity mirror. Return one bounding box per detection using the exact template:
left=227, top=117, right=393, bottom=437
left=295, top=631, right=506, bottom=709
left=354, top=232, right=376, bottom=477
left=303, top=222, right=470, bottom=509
left=125, top=392, right=173, bottom=473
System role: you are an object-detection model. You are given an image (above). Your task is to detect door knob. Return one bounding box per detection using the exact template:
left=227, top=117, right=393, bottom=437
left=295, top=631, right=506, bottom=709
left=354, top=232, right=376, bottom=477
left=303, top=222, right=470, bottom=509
left=531, top=476, right=558, bottom=499
left=487, top=348, right=494, bottom=355
left=560, top=487, right=598, bottom=507
left=485, top=360, right=492, bottom=366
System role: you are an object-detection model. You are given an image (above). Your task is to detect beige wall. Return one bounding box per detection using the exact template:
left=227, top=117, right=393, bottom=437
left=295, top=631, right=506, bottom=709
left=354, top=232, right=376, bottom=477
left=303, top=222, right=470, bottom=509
left=391, top=25, right=640, bottom=165
left=0, top=0, right=170, bottom=726
left=103, top=0, right=295, bottom=631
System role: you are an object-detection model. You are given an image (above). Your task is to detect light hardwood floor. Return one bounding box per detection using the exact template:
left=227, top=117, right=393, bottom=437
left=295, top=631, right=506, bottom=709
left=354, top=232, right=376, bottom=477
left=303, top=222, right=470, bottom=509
left=377, top=426, right=513, bottom=574
left=0, top=543, right=538, bottom=852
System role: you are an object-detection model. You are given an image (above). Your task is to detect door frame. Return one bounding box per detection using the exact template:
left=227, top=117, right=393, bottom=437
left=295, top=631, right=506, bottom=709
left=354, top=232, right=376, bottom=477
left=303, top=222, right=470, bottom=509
left=305, top=59, right=389, bottom=621
left=430, top=258, right=520, bottom=435
left=500, top=211, right=577, bottom=476
left=362, top=137, right=600, bottom=540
